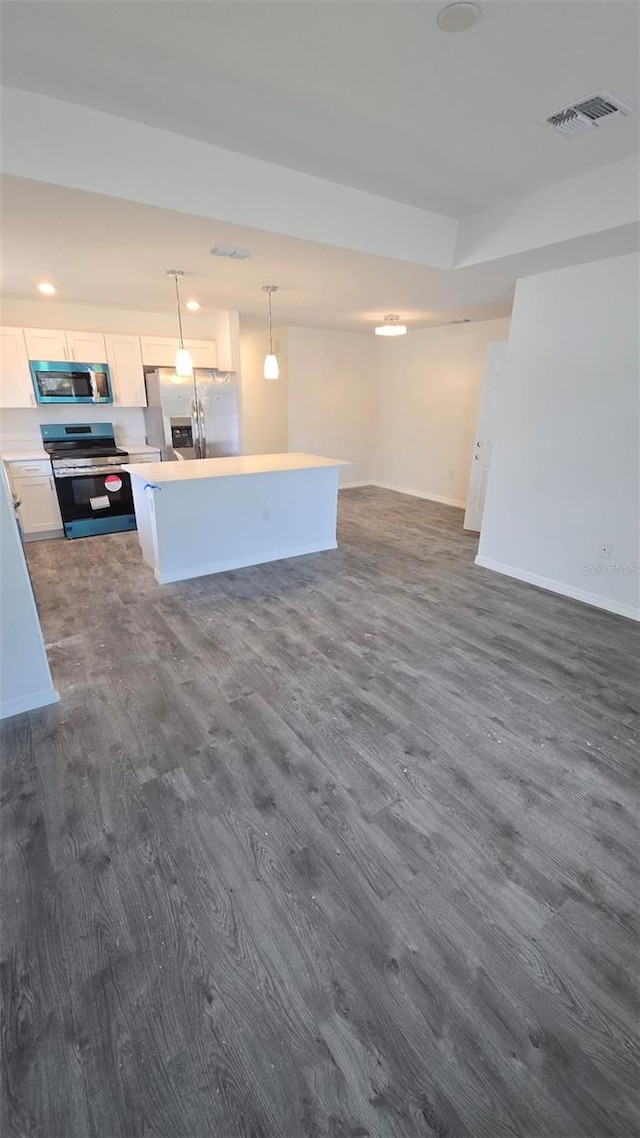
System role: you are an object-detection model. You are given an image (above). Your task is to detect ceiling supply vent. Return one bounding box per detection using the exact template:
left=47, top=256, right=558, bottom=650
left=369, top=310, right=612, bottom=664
left=210, top=245, right=253, bottom=260
left=538, top=90, right=634, bottom=136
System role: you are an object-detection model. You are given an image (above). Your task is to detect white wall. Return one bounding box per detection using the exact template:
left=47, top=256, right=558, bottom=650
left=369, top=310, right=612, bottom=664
left=240, top=318, right=510, bottom=495
left=2, top=87, right=457, bottom=269
left=455, top=156, right=639, bottom=268
left=0, top=295, right=236, bottom=347
left=0, top=465, right=58, bottom=718
left=239, top=326, right=289, bottom=455
left=478, top=252, right=639, bottom=620
left=2, top=296, right=194, bottom=336
left=373, top=317, right=510, bottom=506
left=0, top=404, right=148, bottom=448
left=287, top=327, right=377, bottom=486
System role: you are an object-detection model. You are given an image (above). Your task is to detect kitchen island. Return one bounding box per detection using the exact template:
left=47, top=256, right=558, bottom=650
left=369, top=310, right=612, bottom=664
left=124, top=452, right=349, bottom=584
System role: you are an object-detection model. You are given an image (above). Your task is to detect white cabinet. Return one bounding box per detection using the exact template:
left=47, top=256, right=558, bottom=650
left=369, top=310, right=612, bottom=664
left=23, top=327, right=106, bottom=363
left=65, top=330, right=107, bottom=363
left=104, top=333, right=146, bottom=406
left=7, top=461, right=63, bottom=539
left=140, top=336, right=178, bottom=367
left=140, top=336, right=217, bottom=369
left=0, top=327, right=34, bottom=408
left=187, top=339, right=217, bottom=369
left=14, top=477, right=63, bottom=537
left=23, top=327, right=68, bottom=362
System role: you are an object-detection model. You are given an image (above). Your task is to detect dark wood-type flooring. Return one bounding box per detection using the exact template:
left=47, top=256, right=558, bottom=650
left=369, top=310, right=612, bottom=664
left=1, top=488, right=639, bottom=1138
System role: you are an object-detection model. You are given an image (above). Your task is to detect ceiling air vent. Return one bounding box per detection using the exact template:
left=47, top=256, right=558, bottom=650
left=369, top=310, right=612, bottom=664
left=538, top=90, right=634, bottom=137
left=210, top=245, right=253, bottom=260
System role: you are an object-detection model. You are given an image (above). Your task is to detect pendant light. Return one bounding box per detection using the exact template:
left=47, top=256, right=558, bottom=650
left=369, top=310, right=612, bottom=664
left=375, top=315, right=407, bottom=337
left=262, top=285, right=279, bottom=379
left=167, top=270, right=193, bottom=377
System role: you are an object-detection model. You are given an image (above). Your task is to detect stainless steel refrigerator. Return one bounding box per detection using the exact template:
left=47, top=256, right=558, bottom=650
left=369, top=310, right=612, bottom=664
left=145, top=368, right=240, bottom=461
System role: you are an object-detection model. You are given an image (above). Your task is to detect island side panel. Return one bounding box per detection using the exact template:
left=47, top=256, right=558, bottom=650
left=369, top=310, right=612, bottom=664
left=129, top=475, right=161, bottom=572
left=149, top=465, right=341, bottom=584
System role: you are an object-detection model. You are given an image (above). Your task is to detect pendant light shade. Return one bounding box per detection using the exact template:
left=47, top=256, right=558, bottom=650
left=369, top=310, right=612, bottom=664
left=262, top=285, right=279, bottom=379
left=375, top=315, right=407, bottom=336
left=168, top=270, right=194, bottom=376
left=175, top=347, right=194, bottom=377
left=264, top=353, right=280, bottom=380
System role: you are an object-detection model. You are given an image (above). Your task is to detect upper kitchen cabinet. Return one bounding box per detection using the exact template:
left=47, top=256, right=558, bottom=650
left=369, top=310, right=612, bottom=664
left=187, top=340, right=218, bottom=369
left=140, top=337, right=178, bottom=368
left=0, top=327, right=35, bottom=407
left=23, top=327, right=67, bottom=362
left=23, top=327, right=107, bottom=363
left=104, top=333, right=146, bottom=407
left=65, top=330, right=108, bottom=363
left=140, top=336, right=217, bottom=369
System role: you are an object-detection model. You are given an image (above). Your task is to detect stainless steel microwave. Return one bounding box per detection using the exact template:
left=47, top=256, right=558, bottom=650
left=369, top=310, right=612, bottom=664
left=29, top=360, right=113, bottom=404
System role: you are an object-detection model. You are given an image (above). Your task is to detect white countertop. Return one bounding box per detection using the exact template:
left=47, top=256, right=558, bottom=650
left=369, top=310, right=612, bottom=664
left=124, top=444, right=162, bottom=456
left=1, top=448, right=49, bottom=462
left=124, top=452, right=349, bottom=484
left=1, top=442, right=160, bottom=463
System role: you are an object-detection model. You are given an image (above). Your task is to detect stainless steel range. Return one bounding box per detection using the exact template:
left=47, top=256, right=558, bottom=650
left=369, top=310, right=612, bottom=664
left=41, top=423, right=136, bottom=539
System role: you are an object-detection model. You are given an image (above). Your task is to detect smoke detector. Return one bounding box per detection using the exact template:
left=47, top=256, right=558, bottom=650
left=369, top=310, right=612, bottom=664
left=538, top=91, right=634, bottom=137
left=210, top=245, right=253, bottom=260
left=437, top=3, right=482, bottom=32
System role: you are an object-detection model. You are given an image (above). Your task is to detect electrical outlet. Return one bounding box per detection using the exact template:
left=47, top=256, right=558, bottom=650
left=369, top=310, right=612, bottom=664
left=448, top=469, right=455, bottom=480
left=596, top=542, right=612, bottom=559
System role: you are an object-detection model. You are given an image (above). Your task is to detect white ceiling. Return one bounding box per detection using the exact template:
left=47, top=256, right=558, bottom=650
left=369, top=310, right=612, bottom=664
left=0, top=176, right=515, bottom=330
left=2, top=1, right=638, bottom=217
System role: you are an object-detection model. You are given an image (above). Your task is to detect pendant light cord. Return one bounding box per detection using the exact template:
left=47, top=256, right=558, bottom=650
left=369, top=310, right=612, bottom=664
left=174, top=274, right=186, bottom=349
left=268, top=289, right=273, bottom=355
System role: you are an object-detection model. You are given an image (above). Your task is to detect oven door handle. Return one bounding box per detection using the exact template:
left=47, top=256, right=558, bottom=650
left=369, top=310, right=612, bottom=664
left=53, top=466, right=129, bottom=478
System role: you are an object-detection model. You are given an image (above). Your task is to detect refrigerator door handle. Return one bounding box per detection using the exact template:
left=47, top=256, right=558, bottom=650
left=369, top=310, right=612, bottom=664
left=197, top=398, right=206, bottom=459
left=190, top=395, right=200, bottom=459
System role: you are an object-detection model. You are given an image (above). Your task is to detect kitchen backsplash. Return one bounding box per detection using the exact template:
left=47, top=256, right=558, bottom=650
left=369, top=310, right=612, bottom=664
left=0, top=406, right=148, bottom=449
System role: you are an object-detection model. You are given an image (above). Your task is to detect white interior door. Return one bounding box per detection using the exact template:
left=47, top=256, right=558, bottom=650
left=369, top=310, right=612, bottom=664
left=463, top=341, right=507, bottom=532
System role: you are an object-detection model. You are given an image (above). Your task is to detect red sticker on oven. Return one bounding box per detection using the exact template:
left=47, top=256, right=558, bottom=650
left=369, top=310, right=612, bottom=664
left=104, top=474, right=122, bottom=493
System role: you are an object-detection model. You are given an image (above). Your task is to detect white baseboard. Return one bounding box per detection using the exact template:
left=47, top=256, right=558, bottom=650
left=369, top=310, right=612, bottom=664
left=23, top=529, right=64, bottom=543
left=156, top=540, right=338, bottom=585
left=1, top=687, right=59, bottom=720
left=339, top=481, right=371, bottom=489
left=369, top=481, right=465, bottom=509
left=475, top=555, right=640, bottom=622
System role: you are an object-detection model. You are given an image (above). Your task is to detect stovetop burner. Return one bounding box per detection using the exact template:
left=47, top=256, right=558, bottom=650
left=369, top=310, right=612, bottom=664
left=46, top=444, right=127, bottom=460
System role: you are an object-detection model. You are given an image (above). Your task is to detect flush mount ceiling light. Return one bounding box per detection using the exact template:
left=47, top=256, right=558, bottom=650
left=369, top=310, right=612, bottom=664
left=167, top=270, right=193, bottom=377
left=37, top=281, right=56, bottom=295
left=375, top=315, right=407, bottom=337
left=262, top=285, right=279, bottom=379
left=185, top=299, right=200, bottom=311
left=437, top=2, right=482, bottom=32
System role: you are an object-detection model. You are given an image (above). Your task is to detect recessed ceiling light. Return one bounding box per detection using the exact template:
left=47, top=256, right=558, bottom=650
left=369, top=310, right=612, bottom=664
left=37, top=281, right=56, bottom=295
left=437, top=2, right=482, bottom=32
left=186, top=299, right=200, bottom=311
left=375, top=315, right=407, bottom=337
